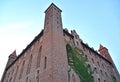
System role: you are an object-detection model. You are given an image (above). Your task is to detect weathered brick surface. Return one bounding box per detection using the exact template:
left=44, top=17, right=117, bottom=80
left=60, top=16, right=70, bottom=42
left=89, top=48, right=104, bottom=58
left=1, top=3, right=120, bottom=82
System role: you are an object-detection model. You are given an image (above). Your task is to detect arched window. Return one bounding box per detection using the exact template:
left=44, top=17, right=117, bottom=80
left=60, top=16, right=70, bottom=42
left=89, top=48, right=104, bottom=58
left=27, top=54, right=32, bottom=74
left=19, top=60, right=25, bottom=79
left=13, top=65, right=18, bottom=82
left=94, top=67, right=97, bottom=73
left=36, top=46, right=42, bottom=68
left=87, top=64, right=92, bottom=73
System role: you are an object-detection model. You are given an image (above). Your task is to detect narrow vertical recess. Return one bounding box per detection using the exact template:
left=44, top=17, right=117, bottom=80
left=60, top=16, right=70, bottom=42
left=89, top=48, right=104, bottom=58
left=19, top=60, right=25, bottom=79
left=36, top=46, right=42, bottom=68
left=26, top=54, right=32, bottom=74
left=44, top=56, right=47, bottom=69
left=13, top=66, right=18, bottom=82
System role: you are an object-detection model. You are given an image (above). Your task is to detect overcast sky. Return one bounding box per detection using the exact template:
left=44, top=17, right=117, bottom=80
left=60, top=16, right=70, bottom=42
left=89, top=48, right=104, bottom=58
left=0, top=0, right=120, bottom=79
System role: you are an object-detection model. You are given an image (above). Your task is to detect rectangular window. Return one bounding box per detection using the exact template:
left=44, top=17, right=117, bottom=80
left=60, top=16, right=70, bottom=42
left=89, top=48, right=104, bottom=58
left=98, top=78, right=100, bottom=82
left=44, top=56, right=47, bottom=69
left=85, top=55, right=88, bottom=61
left=76, top=41, right=79, bottom=46
left=97, top=61, right=100, bottom=66
left=105, top=72, right=108, bottom=77
left=26, top=77, right=28, bottom=82
left=94, top=68, right=97, bottom=73
left=36, top=70, right=39, bottom=82
left=89, top=50, right=91, bottom=54
left=92, top=58, right=94, bottom=63
left=100, top=70, right=103, bottom=76
left=83, top=46, right=86, bottom=51
left=75, top=35, right=77, bottom=39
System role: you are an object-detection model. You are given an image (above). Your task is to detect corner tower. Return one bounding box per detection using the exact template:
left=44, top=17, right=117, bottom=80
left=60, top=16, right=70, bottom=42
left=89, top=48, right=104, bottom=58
left=6, top=50, right=17, bottom=68
left=98, top=44, right=113, bottom=63
left=41, top=3, right=68, bottom=82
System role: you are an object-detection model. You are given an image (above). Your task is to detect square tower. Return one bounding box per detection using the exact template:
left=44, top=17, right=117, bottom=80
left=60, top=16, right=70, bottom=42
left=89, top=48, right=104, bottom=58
left=42, top=3, right=69, bottom=82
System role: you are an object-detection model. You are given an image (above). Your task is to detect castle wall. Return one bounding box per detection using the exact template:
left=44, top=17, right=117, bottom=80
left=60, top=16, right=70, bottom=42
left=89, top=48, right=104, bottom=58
left=1, top=3, right=120, bottom=82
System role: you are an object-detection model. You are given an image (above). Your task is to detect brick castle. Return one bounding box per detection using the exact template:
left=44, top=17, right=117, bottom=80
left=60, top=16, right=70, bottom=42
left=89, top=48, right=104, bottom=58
left=1, top=3, right=120, bottom=82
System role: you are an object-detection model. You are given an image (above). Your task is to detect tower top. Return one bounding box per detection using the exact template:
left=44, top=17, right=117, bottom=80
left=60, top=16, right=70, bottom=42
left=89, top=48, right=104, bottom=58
left=98, top=44, right=108, bottom=52
left=9, top=50, right=17, bottom=57
left=44, top=3, right=62, bottom=13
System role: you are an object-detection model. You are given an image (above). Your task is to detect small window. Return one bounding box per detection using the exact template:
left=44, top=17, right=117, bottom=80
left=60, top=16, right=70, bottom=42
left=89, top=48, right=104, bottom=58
left=36, top=70, right=39, bottom=82
left=98, top=78, right=100, bottom=82
left=92, top=58, right=94, bottom=63
left=83, top=46, right=86, bottom=51
left=105, top=72, right=108, bottom=77
left=57, top=21, right=59, bottom=24
left=76, top=41, right=79, bottom=46
left=92, top=76, right=94, bottom=82
left=85, top=55, right=88, bottom=61
left=26, top=77, right=28, bottom=82
left=11, top=69, right=14, bottom=76
left=44, top=56, right=47, bottom=69
left=89, top=50, right=91, bottom=54
left=87, top=64, right=92, bottom=72
left=94, top=68, right=97, bottom=73
left=97, top=61, right=100, bottom=66
left=75, top=35, right=77, bottom=39
left=100, top=70, right=103, bottom=76
left=102, top=64, right=104, bottom=68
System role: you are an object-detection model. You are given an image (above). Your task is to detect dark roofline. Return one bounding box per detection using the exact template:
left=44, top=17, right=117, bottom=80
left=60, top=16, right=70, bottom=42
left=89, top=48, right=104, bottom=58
left=5, top=30, right=44, bottom=71
left=44, top=3, right=62, bottom=13
left=81, top=41, right=112, bottom=65
left=63, top=29, right=74, bottom=39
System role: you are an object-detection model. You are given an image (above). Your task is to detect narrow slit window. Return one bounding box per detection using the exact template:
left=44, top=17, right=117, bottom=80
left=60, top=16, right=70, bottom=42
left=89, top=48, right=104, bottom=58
left=44, top=56, right=47, bottom=69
